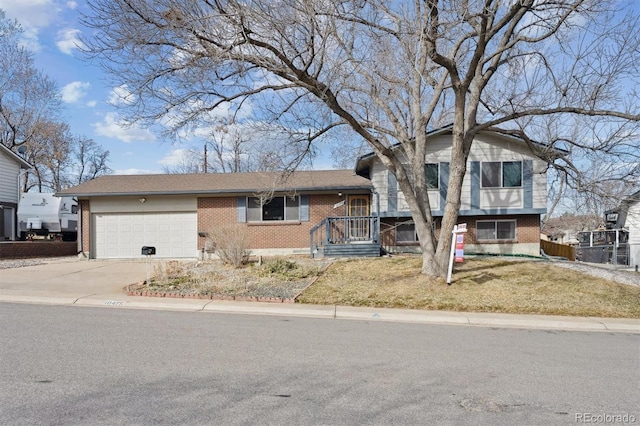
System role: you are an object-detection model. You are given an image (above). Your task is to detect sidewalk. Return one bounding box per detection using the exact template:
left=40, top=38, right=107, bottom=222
left=1, top=257, right=638, bottom=333
left=2, top=289, right=639, bottom=334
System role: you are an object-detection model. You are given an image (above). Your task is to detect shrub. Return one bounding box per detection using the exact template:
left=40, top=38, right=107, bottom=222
left=256, top=257, right=322, bottom=280
left=206, top=224, right=251, bottom=268
left=152, top=260, right=191, bottom=286
left=265, top=258, right=298, bottom=274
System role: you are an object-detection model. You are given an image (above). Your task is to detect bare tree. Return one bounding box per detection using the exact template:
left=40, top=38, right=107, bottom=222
left=83, top=0, right=639, bottom=278
left=74, top=137, right=112, bottom=184
left=20, top=120, right=72, bottom=192
left=163, top=122, right=316, bottom=174
left=205, top=125, right=259, bottom=173
left=1, top=10, right=112, bottom=192
left=161, top=148, right=203, bottom=174
left=0, top=11, right=62, bottom=153
left=22, top=121, right=111, bottom=191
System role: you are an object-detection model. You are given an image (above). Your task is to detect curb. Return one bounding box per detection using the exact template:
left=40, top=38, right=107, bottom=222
left=1, top=293, right=639, bottom=333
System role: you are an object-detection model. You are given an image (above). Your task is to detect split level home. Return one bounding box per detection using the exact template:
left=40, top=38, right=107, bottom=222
left=57, top=127, right=559, bottom=260
left=0, top=144, right=32, bottom=241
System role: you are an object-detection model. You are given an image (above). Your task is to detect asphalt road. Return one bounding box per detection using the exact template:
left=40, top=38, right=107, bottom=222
left=0, top=303, right=638, bottom=425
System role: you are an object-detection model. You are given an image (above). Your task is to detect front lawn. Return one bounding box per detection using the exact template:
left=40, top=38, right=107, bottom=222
left=297, top=256, right=640, bottom=318
left=138, top=255, right=640, bottom=318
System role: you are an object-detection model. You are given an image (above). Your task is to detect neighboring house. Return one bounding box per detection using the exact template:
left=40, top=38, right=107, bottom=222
left=58, top=127, right=559, bottom=260
left=541, top=214, right=602, bottom=245
left=623, top=190, right=640, bottom=269
left=355, top=126, right=559, bottom=257
left=0, top=144, right=32, bottom=241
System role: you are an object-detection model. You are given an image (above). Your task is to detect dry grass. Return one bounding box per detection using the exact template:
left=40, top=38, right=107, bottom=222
left=143, top=255, right=640, bottom=318
left=296, top=256, right=640, bottom=318
left=146, top=257, right=328, bottom=299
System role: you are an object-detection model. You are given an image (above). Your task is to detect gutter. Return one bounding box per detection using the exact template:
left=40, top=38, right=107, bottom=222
left=56, top=185, right=374, bottom=198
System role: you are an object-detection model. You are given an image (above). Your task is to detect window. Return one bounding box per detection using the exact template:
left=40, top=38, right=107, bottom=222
left=396, top=222, right=418, bottom=242
left=394, top=220, right=438, bottom=243
left=425, top=163, right=439, bottom=190
left=481, top=161, right=522, bottom=188
left=247, top=196, right=300, bottom=222
left=476, top=220, right=516, bottom=240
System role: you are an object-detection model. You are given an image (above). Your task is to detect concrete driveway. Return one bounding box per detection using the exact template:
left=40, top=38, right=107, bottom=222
left=0, top=259, right=149, bottom=301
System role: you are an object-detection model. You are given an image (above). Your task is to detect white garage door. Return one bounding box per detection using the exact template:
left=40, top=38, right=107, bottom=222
left=94, top=212, right=197, bottom=259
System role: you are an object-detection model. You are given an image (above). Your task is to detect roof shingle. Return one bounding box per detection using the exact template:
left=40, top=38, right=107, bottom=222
left=57, top=170, right=371, bottom=197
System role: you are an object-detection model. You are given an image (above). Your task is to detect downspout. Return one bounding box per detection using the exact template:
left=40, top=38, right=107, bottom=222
left=76, top=198, right=83, bottom=258
left=17, top=169, right=30, bottom=199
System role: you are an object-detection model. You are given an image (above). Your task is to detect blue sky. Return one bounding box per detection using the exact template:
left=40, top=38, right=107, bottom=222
left=0, top=0, right=337, bottom=175
left=3, top=1, right=636, bottom=179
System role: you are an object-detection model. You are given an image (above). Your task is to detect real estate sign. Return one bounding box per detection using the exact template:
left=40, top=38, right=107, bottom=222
left=447, top=223, right=468, bottom=285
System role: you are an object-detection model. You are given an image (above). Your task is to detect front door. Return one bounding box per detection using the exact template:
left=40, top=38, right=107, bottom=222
left=348, top=195, right=370, bottom=240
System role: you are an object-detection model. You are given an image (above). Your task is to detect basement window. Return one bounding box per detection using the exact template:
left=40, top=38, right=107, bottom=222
left=476, top=220, right=517, bottom=241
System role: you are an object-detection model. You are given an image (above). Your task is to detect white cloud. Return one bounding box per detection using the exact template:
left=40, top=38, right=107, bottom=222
left=0, top=0, right=59, bottom=28
left=86, top=100, right=97, bottom=108
left=18, top=29, right=43, bottom=52
left=61, top=81, right=91, bottom=103
left=0, top=0, right=61, bottom=51
left=93, top=112, right=156, bottom=143
left=109, top=84, right=136, bottom=106
left=66, top=1, right=77, bottom=9
left=113, top=168, right=160, bottom=175
left=56, top=28, right=84, bottom=55
left=158, top=148, right=194, bottom=166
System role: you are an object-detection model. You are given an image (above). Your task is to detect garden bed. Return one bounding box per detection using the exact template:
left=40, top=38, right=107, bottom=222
left=125, top=257, right=332, bottom=303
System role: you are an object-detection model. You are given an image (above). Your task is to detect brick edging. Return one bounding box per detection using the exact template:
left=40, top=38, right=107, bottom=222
left=124, top=283, right=296, bottom=303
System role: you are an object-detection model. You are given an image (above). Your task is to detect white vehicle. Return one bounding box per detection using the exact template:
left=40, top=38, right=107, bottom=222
left=17, top=193, right=78, bottom=241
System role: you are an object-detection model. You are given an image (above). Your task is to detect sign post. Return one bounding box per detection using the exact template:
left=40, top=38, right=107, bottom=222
left=446, top=223, right=467, bottom=285
left=141, top=246, right=156, bottom=286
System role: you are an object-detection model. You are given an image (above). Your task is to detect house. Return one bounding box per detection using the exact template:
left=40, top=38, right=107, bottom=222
left=56, top=170, right=373, bottom=259
left=540, top=214, right=602, bottom=245
left=355, top=127, right=557, bottom=257
left=58, top=128, right=557, bottom=260
left=0, top=144, right=32, bottom=241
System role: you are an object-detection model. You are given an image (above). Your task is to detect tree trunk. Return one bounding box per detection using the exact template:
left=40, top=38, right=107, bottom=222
left=433, top=152, right=467, bottom=275
left=420, top=123, right=469, bottom=278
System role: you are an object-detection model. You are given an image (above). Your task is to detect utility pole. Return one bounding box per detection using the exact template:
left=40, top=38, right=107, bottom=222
left=203, top=144, right=208, bottom=173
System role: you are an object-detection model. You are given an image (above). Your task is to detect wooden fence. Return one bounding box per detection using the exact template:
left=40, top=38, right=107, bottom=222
left=540, top=240, right=576, bottom=261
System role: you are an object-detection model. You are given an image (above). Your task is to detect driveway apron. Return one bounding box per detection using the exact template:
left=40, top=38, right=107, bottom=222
left=0, top=260, right=148, bottom=298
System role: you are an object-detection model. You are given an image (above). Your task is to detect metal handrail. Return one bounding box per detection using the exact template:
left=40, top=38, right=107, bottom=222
left=310, top=216, right=380, bottom=256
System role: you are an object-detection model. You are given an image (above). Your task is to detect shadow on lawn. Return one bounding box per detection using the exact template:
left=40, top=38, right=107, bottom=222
left=468, top=272, right=499, bottom=285
left=455, top=259, right=535, bottom=274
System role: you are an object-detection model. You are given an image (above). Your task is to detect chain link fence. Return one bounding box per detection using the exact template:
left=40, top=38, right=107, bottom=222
left=576, top=229, right=630, bottom=267
left=576, top=243, right=630, bottom=266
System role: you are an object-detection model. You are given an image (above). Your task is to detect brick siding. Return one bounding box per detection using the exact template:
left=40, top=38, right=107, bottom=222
left=197, top=194, right=351, bottom=249
left=0, top=241, right=77, bottom=258
left=80, top=200, right=90, bottom=256
left=381, top=214, right=540, bottom=248
left=465, top=214, right=540, bottom=244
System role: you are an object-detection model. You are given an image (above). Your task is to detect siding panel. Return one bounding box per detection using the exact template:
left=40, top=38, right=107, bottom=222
left=0, top=153, right=19, bottom=203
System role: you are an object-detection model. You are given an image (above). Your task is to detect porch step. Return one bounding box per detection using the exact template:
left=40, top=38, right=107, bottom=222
left=314, top=243, right=381, bottom=258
